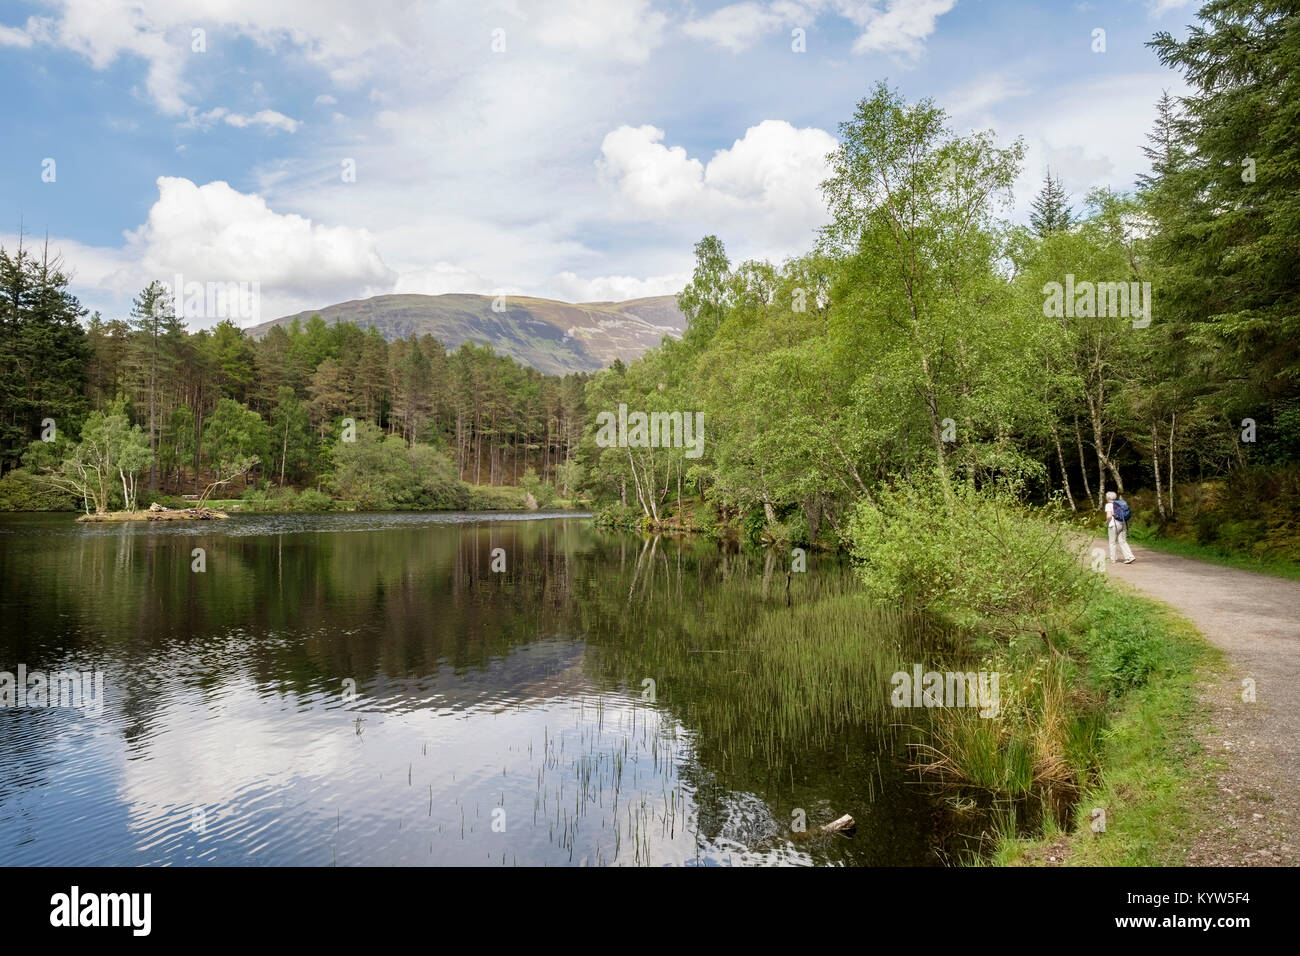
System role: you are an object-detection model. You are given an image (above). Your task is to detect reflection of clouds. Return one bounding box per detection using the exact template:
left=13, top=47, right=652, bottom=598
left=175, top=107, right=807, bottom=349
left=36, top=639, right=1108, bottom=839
left=115, top=679, right=357, bottom=822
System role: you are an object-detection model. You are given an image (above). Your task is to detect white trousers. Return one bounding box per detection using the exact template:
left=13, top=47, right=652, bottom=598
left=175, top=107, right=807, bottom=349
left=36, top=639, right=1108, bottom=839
left=1109, top=521, right=1135, bottom=562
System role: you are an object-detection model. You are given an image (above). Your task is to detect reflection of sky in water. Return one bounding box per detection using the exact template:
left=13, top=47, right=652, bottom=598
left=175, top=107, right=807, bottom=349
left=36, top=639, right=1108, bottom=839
left=0, top=639, right=812, bottom=866
left=0, top=513, right=935, bottom=866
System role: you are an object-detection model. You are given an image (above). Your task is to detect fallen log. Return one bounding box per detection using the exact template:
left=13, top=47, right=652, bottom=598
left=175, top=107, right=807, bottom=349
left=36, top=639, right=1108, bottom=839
left=145, top=505, right=229, bottom=520
left=821, top=814, right=856, bottom=835
left=79, top=505, right=229, bottom=522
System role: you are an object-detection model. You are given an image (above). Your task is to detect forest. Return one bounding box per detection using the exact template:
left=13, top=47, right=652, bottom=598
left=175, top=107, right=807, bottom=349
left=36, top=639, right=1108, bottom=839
left=0, top=261, right=589, bottom=511
left=578, top=3, right=1299, bottom=568
left=2, top=0, right=1296, bottom=567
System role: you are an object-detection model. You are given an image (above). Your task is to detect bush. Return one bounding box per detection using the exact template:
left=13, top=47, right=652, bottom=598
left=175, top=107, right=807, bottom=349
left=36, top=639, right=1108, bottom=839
left=410, top=444, right=468, bottom=509
left=464, top=484, right=527, bottom=511
left=1078, top=592, right=1174, bottom=697
left=0, top=469, right=77, bottom=511
left=295, top=488, right=334, bottom=511
left=593, top=502, right=641, bottom=530
left=518, top=468, right=555, bottom=508
left=846, top=477, right=1099, bottom=642
left=691, top=499, right=720, bottom=537
left=329, top=422, right=468, bottom=510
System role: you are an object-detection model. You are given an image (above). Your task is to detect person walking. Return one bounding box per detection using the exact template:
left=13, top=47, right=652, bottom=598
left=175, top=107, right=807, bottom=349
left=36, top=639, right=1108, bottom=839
left=1105, top=491, right=1135, bottom=564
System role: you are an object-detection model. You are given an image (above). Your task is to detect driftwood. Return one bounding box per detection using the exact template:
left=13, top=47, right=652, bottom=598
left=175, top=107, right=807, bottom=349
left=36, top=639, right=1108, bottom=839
left=79, top=504, right=229, bottom=522
left=781, top=813, right=857, bottom=846
left=144, top=502, right=228, bottom=520
left=821, top=814, right=856, bottom=836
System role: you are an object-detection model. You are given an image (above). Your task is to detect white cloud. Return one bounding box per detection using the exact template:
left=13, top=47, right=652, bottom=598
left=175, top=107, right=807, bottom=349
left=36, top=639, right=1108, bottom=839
left=1148, top=0, right=1194, bottom=16
left=533, top=0, right=668, bottom=63
left=314, top=94, right=337, bottom=105
left=682, top=1, right=958, bottom=56
left=852, top=0, right=958, bottom=57
left=549, top=271, right=689, bottom=302
left=0, top=20, right=35, bottom=47
left=1005, top=72, right=1192, bottom=220
left=38, top=177, right=395, bottom=326
left=393, top=263, right=496, bottom=297
left=185, top=107, right=302, bottom=133
left=945, top=72, right=1029, bottom=123
left=225, top=109, right=302, bottom=133
left=597, top=119, right=837, bottom=248
left=682, top=2, right=801, bottom=53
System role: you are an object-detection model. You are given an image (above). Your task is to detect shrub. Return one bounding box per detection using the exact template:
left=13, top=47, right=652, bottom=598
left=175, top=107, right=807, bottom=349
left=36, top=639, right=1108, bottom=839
left=1078, top=592, right=1174, bottom=697
left=464, top=483, right=527, bottom=511
left=691, top=499, right=720, bottom=537
left=518, top=468, right=555, bottom=508
left=295, top=488, right=334, bottom=511
left=0, top=469, right=77, bottom=511
left=846, top=477, right=1099, bottom=643
left=593, top=502, right=641, bottom=530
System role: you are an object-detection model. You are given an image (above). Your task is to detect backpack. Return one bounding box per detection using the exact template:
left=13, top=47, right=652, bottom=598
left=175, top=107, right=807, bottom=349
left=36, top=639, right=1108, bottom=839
left=1113, top=498, right=1131, bottom=523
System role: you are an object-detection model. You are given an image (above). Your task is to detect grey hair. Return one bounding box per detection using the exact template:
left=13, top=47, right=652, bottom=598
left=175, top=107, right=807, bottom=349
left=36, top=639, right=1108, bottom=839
left=1105, top=491, right=1117, bottom=501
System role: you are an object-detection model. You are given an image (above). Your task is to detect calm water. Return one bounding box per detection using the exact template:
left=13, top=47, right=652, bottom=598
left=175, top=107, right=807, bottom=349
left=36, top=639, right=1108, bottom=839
left=0, top=512, right=942, bottom=866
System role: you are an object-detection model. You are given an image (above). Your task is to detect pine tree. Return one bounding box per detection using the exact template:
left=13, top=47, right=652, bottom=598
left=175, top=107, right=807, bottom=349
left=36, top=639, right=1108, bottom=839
left=1150, top=0, right=1300, bottom=408
left=127, top=281, right=183, bottom=491
left=1029, top=169, right=1075, bottom=236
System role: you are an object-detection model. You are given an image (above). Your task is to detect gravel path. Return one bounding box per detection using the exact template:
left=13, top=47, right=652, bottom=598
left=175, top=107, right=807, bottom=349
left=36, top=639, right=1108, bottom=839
left=1100, top=540, right=1300, bottom=865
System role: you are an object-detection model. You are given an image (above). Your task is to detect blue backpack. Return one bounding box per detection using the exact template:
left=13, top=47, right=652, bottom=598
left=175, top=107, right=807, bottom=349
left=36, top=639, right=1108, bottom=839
left=1113, top=498, right=1131, bottom=523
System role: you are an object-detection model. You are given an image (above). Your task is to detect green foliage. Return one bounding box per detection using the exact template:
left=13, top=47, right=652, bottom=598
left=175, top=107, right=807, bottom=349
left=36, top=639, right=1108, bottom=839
left=847, top=478, right=1099, bottom=641
left=0, top=242, right=90, bottom=472
left=1076, top=590, right=1177, bottom=698
left=593, top=502, right=641, bottom=530
left=24, top=402, right=151, bottom=512
left=518, top=467, right=555, bottom=507
left=0, top=469, right=76, bottom=511
left=237, top=486, right=337, bottom=512
left=328, top=422, right=468, bottom=510
left=1029, top=169, right=1076, bottom=236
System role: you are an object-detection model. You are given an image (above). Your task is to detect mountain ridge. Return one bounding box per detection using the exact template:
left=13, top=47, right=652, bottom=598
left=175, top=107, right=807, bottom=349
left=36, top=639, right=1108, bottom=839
left=245, top=292, right=685, bottom=375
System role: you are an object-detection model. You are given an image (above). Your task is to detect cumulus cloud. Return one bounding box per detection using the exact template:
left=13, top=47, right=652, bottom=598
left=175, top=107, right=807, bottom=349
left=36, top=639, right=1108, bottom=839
left=185, top=107, right=302, bottom=133
left=681, top=2, right=801, bottom=53
left=852, top=0, right=958, bottom=57
left=597, top=119, right=837, bottom=246
left=533, top=0, right=669, bottom=62
left=549, top=271, right=689, bottom=303
left=682, top=0, right=958, bottom=56
left=0, top=20, right=37, bottom=47
left=105, top=177, right=395, bottom=325
left=393, top=263, right=496, bottom=297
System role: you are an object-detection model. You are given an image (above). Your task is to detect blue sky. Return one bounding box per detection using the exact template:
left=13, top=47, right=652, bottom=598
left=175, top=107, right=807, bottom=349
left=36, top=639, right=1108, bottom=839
left=0, top=0, right=1199, bottom=327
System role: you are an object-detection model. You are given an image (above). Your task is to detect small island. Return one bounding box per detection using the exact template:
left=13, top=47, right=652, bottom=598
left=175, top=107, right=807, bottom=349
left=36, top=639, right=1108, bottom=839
left=78, top=502, right=229, bottom=522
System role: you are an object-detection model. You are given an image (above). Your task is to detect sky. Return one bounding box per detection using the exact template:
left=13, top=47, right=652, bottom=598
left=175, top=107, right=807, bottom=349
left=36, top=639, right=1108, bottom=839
left=0, top=0, right=1200, bottom=328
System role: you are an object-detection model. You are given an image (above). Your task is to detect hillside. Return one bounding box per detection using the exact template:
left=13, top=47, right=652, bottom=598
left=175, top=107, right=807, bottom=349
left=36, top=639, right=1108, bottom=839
left=246, top=293, right=685, bottom=375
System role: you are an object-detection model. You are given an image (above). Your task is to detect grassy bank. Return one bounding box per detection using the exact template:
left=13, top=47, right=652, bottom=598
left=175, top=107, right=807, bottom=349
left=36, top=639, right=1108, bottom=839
left=988, top=591, right=1221, bottom=865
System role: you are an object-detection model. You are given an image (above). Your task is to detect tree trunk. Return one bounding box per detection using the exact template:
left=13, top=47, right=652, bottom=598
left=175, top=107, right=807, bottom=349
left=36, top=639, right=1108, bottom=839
left=1152, top=420, right=1165, bottom=520
left=1050, top=421, right=1076, bottom=511
left=1074, top=415, right=1092, bottom=504
left=1168, top=412, right=1176, bottom=519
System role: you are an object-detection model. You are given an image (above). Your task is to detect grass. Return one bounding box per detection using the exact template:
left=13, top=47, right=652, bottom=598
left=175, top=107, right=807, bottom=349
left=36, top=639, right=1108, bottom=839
left=1126, top=522, right=1300, bottom=581
left=989, top=590, right=1224, bottom=866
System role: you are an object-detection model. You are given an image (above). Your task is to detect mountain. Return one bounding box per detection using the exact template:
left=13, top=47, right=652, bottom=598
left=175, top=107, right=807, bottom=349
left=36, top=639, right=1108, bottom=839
left=245, top=293, right=685, bottom=375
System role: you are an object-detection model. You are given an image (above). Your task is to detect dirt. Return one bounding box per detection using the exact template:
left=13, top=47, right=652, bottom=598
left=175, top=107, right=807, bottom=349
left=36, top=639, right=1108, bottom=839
left=1099, top=539, right=1300, bottom=866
